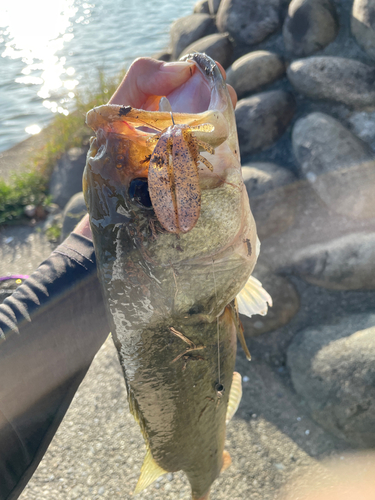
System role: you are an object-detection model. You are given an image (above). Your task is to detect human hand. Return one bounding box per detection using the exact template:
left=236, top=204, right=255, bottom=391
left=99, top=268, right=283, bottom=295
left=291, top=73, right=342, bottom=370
left=109, top=57, right=237, bottom=109
left=74, top=57, right=238, bottom=241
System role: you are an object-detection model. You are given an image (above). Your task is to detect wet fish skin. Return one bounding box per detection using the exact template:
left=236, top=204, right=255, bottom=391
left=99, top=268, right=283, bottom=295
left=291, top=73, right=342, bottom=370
left=83, top=53, right=258, bottom=499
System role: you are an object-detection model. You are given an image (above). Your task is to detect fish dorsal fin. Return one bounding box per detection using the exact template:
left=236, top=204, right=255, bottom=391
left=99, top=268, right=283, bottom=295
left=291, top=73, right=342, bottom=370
left=134, top=449, right=168, bottom=494
left=221, top=450, right=232, bottom=472
left=236, top=275, right=272, bottom=318
left=226, top=372, right=242, bottom=424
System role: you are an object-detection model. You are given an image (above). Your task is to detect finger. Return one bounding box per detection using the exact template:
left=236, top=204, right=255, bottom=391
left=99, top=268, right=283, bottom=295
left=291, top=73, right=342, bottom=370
left=227, top=84, right=238, bottom=108
left=214, top=61, right=237, bottom=107
left=216, top=61, right=227, bottom=80
left=109, top=58, right=194, bottom=108
left=73, top=213, right=92, bottom=240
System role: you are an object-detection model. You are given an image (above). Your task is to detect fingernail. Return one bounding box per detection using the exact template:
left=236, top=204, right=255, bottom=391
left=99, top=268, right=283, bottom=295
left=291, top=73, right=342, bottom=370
left=161, top=61, right=195, bottom=72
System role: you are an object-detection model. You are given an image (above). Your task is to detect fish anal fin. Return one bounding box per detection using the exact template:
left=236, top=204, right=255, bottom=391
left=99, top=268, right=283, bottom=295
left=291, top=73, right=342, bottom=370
left=221, top=450, right=232, bottom=473
left=226, top=371, right=243, bottom=424
left=134, top=449, right=167, bottom=494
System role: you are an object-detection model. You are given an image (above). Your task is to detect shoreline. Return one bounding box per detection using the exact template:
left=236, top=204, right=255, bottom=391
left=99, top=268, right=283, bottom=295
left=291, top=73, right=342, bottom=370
left=0, top=130, right=49, bottom=182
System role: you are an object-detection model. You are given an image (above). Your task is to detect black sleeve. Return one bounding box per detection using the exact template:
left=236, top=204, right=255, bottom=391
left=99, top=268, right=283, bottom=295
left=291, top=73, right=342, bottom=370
left=0, top=233, right=110, bottom=500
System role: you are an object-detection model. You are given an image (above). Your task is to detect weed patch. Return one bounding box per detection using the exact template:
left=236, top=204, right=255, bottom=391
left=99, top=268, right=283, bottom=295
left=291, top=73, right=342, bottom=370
left=0, top=70, right=123, bottom=226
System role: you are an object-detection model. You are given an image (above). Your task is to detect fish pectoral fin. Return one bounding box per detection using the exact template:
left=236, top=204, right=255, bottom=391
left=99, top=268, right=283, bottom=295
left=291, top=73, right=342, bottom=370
left=226, top=371, right=242, bottom=424
left=236, top=275, right=272, bottom=318
left=221, top=450, right=232, bottom=473
left=134, top=449, right=168, bottom=494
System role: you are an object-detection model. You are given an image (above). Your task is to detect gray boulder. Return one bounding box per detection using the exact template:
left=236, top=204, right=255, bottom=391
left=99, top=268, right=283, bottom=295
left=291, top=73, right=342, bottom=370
left=243, top=162, right=295, bottom=198
left=48, top=146, right=89, bottom=209
left=242, top=163, right=297, bottom=239
left=152, top=50, right=172, bottom=62
left=235, top=91, right=296, bottom=155
left=170, top=14, right=217, bottom=59
left=208, top=0, right=222, bottom=15
left=60, top=192, right=87, bottom=242
left=241, top=263, right=300, bottom=337
left=193, top=0, right=210, bottom=14
left=287, top=56, right=375, bottom=108
left=217, top=0, right=281, bottom=46
left=283, top=0, right=339, bottom=57
left=352, top=0, right=375, bottom=60
left=349, top=111, right=375, bottom=151
left=289, top=232, right=375, bottom=290
left=293, top=113, right=373, bottom=177
left=292, top=113, right=375, bottom=218
left=180, top=33, right=233, bottom=69
left=226, top=51, right=285, bottom=99
left=287, top=314, right=375, bottom=447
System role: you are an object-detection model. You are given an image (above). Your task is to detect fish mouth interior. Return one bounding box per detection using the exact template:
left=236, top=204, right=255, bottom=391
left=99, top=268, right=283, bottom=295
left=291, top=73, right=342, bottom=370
left=162, top=66, right=212, bottom=114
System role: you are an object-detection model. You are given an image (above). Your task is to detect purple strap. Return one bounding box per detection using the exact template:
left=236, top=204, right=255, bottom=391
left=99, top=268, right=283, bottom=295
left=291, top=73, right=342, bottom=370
left=0, top=275, right=29, bottom=282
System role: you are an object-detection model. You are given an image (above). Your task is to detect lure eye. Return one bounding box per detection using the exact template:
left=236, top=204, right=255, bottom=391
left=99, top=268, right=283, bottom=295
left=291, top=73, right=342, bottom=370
left=129, top=178, right=153, bottom=209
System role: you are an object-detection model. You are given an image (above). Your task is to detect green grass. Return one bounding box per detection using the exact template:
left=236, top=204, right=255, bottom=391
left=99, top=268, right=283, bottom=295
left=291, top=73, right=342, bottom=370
left=45, top=222, right=62, bottom=243
left=0, top=70, right=123, bottom=226
left=0, top=171, right=49, bottom=225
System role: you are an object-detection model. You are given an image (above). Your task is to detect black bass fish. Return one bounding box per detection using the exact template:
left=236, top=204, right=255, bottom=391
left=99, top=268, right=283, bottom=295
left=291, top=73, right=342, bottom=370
left=83, top=53, right=271, bottom=500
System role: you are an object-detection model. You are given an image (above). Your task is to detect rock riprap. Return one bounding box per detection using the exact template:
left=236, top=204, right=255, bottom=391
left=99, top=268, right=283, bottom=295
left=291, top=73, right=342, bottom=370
left=351, top=0, right=375, bottom=60
left=180, top=33, right=233, bottom=69
left=49, top=146, right=89, bottom=209
left=226, top=51, right=285, bottom=99
left=217, top=0, right=280, bottom=46
left=349, top=111, right=375, bottom=151
left=283, top=0, right=339, bottom=57
left=289, top=232, right=375, bottom=290
left=287, top=314, right=375, bottom=447
left=209, top=0, right=221, bottom=15
left=194, top=0, right=210, bottom=14
left=292, top=113, right=375, bottom=218
left=240, top=263, right=300, bottom=337
left=242, top=163, right=298, bottom=239
left=235, top=91, right=296, bottom=156
left=287, top=57, right=375, bottom=108
left=170, top=14, right=216, bottom=59
left=60, top=192, right=87, bottom=242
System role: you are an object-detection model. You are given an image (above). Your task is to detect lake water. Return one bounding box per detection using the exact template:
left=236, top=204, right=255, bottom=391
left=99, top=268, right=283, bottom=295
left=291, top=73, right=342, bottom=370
left=0, top=0, right=196, bottom=152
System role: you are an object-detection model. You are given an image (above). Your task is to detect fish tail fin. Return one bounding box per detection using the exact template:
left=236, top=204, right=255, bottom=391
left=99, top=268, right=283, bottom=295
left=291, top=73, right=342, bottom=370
left=192, top=493, right=210, bottom=500
left=190, top=450, right=231, bottom=500
left=134, top=449, right=167, bottom=494
left=221, top=450, right=232, bottom=472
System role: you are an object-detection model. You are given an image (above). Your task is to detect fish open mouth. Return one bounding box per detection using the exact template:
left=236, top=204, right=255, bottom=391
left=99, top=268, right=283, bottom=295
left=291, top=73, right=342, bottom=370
left=150, top=53, right=227, bottom=116
left=85, top=53, right=239, bottom=235
left=159, top=61, right=211, bottom=114
left=86, top=53, right=231, bottom=149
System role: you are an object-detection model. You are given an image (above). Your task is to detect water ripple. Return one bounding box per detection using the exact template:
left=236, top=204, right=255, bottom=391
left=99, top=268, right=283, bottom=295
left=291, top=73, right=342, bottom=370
left=0, top=0, right=196, bottom=152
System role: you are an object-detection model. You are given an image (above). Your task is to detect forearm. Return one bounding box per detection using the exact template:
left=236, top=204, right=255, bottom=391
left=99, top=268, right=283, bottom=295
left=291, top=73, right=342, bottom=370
left=0, top=233, right=109, bottom=500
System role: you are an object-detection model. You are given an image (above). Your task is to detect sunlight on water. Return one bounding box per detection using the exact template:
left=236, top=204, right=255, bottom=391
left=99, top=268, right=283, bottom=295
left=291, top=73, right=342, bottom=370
left=1, top=0, right=81, bottom=105
left=25, top=125, right=42, bottom=135
left=0, top=0, right=196, bottom=151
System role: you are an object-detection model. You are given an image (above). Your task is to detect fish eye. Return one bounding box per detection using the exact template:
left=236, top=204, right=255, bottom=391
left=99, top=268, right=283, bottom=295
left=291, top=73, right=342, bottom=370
left=129, top=178, right=153, bottom=209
